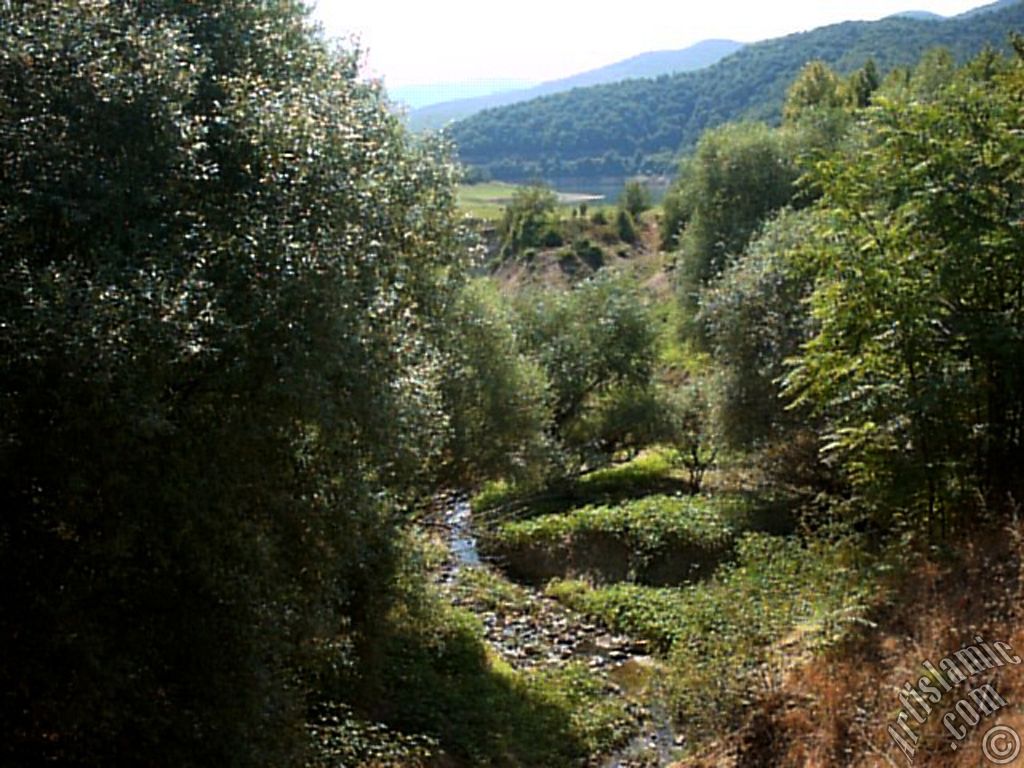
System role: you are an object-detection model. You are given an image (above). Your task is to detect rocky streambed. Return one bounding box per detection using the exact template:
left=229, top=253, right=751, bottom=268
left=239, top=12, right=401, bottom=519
left=434, top=498, right=683, bottom=767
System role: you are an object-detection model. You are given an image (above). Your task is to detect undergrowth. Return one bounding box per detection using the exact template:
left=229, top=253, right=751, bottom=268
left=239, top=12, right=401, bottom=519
left=546, top=530, right=881, bottom=745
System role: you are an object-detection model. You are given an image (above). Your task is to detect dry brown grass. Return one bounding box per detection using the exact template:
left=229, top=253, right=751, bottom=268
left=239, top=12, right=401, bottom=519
left=678, top=520, right=1024, bottom=767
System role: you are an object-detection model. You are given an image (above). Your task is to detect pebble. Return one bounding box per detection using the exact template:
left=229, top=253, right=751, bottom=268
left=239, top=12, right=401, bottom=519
left=432, top=533, right=682, bottom=766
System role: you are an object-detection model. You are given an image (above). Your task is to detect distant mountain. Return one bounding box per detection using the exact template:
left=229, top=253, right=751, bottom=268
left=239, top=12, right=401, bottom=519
left=449, top=0, right=1024, bottom=182
left=889, top=10, right=945, bottom=20
left=407, top=39, right=743, bottom=132
left=956, top=0, right=1022, bottom=16
left=391, top=79, right=536, bottom=111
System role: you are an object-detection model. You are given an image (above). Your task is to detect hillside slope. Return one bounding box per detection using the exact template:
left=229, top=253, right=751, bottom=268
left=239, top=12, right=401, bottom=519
left=449, top=0, right=1024, bottom=180
left=408, top=39, right=743, bottom=132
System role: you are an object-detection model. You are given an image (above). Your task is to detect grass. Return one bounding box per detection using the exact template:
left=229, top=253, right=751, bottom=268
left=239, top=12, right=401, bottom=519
left=648, top=297, right=712, bottom=377
left=472, top=448, right=692, bottom=520
left=370, top=601, right=638, bottom=767
left=490, top=493, right=745, bottom=557
left=457, top=181, right=521, bottom=220
left=695, top=521, right=1024, bottom=766
left=313, top=526, right=639, bottom=767
left=457, top=181, right=615, bottom=221
left=545, top=530, right=881, bottom=744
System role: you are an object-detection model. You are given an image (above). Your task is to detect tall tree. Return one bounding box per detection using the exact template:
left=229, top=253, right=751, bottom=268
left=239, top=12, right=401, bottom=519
left=669, top=122, right=801, bottom=304
left=784, top=48, right=1024, bottom=527
left=0, top=2, right=465, bottom=764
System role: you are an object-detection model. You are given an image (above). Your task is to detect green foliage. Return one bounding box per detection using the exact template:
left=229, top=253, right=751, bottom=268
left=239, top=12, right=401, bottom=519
left=498, top=183, right=561, bottom=257
left=548, top=532, right=877, bottom=737
left=0, top=3, right=466, bottom=764
left=782, top=60, right=858, bottom=149
left=440, top=281, right=553, bottom=487
left=620, top=180, right=652, bottom=219
left=362, top=596, right=635, bottom=767
left=698, top=209, right=818, bottom=451
left=575, top=448, right=685, bottom=496
left=784, top=48, right=1024, bottom=524
left=449, top=5, right=1024, bottom=181
left=614, top=208, right=637, bottom=244
left=846, top=58, right=882, bottom=108
left=493, top=494, right=743, bottom=558
left=783, top=60, right=847, bottom=122
left=514, top=272, right=660, bottom=469
left=659, top=178, right=692, bottom=250
left=671, top=122, right=802, bottom=298
left=307, top=703, right=438, bottom=768
left=660, top=382, right=719, bottom=492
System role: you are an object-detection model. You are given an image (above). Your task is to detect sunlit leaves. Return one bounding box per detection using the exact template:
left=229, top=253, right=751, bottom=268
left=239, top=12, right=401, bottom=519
left=783, top=49, right=1024, bottom=523
left=0, top=2, right=468, bottom=764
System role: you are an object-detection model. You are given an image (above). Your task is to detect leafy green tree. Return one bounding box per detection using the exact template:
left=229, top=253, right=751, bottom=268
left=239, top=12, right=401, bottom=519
left=615, top=208, right=638, bottom=244
left=0, top=3, right=466, bottom=764
left=440, top=281, right=552, bottom=487
left=514, top=273, right=659, bottom=470
left=699, top=209, right=818, bottom=451
left=660, top=156, right=695, bottom=249
left=672, top=122, right=801, bottom=301
left=783, top=60, right=847, bottom=122
left=783, top=60, right=858, bottom=151
left=845, top=58, right=881, bottom=108
left=620, top=179, right=652, bottom=219
left=498, top=184, right=562, bottom=257
left=784, top=49, right=1024, bottom=528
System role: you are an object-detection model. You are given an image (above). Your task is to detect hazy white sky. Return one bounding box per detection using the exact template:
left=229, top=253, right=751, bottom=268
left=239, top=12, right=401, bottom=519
left=310, top=0, right=985, bottom=87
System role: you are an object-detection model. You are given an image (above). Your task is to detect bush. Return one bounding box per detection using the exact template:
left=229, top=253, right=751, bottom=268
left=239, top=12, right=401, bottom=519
left=440, top=281, right=553, bottom=488
left=548, top=532, right=878, bottom=737
left=498, top=184, right=561, bottom=257
left=698, top=209, right=818, bottom=452
left=615, top=209, right=637, bottom=244
left=620, top=180, right=652, bottom=219
left=670, top=122, right=802, bottom=303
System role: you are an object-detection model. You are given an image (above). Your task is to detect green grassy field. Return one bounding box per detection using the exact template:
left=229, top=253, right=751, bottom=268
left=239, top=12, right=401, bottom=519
left=458, top=181, right=609, bottom=220
left=457, top=182, right=520, bottom=219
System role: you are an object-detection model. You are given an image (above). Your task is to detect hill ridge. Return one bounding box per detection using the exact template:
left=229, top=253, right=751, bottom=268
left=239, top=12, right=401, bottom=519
left=449, top=0, right=1024, bottom=181
left=407, top=39, right=743, bottom=132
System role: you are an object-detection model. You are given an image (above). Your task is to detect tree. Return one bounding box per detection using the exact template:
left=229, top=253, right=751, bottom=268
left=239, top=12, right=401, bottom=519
left=846, top=58, right=881, bottom=108
left=0, top=3, right=466, bottom=764
left=440, top=281, right=552, bottom=488
left=783, top=60, right=847, bottom=123
left=784, top=49, right=1024, bottom=529
left=671, top=122, right=802, bottom=303
left=699, top=209, right=818, bottom=451
left=615, top=208, right=638, bottom=244
left=620, top=179, right=652, bottom=219
left=498, top=184, right=561, bottom=257
left=514, top=273, right=659, bottom=470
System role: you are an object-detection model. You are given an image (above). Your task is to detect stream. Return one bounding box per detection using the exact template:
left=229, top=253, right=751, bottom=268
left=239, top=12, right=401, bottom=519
left=439, top=498, right=682, bottom=767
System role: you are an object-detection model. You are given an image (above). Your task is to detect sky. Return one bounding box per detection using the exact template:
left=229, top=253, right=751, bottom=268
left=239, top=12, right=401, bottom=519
left=310, top=0, right=986, bottom=89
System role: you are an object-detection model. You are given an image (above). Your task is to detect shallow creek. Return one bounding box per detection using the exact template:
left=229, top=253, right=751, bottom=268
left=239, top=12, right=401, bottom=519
left=438, top=498, right=682, bottom=767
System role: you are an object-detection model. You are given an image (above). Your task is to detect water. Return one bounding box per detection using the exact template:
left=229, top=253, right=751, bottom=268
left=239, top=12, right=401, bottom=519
left=541, top=175, right=672, bottom=205
left=446, top=497, right=481, bottom=567
left=440, top=496, right=681, bottom=766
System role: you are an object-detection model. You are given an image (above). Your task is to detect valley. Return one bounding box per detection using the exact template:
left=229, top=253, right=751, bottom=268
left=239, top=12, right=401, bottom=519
left=5, top=3, right=1024, bottom=767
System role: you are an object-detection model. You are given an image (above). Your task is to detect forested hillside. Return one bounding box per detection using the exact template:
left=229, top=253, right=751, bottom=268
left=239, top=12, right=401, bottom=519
left=407, top=39, right=743, bottom=132
left=449, top=0, right=1024, bottom=180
